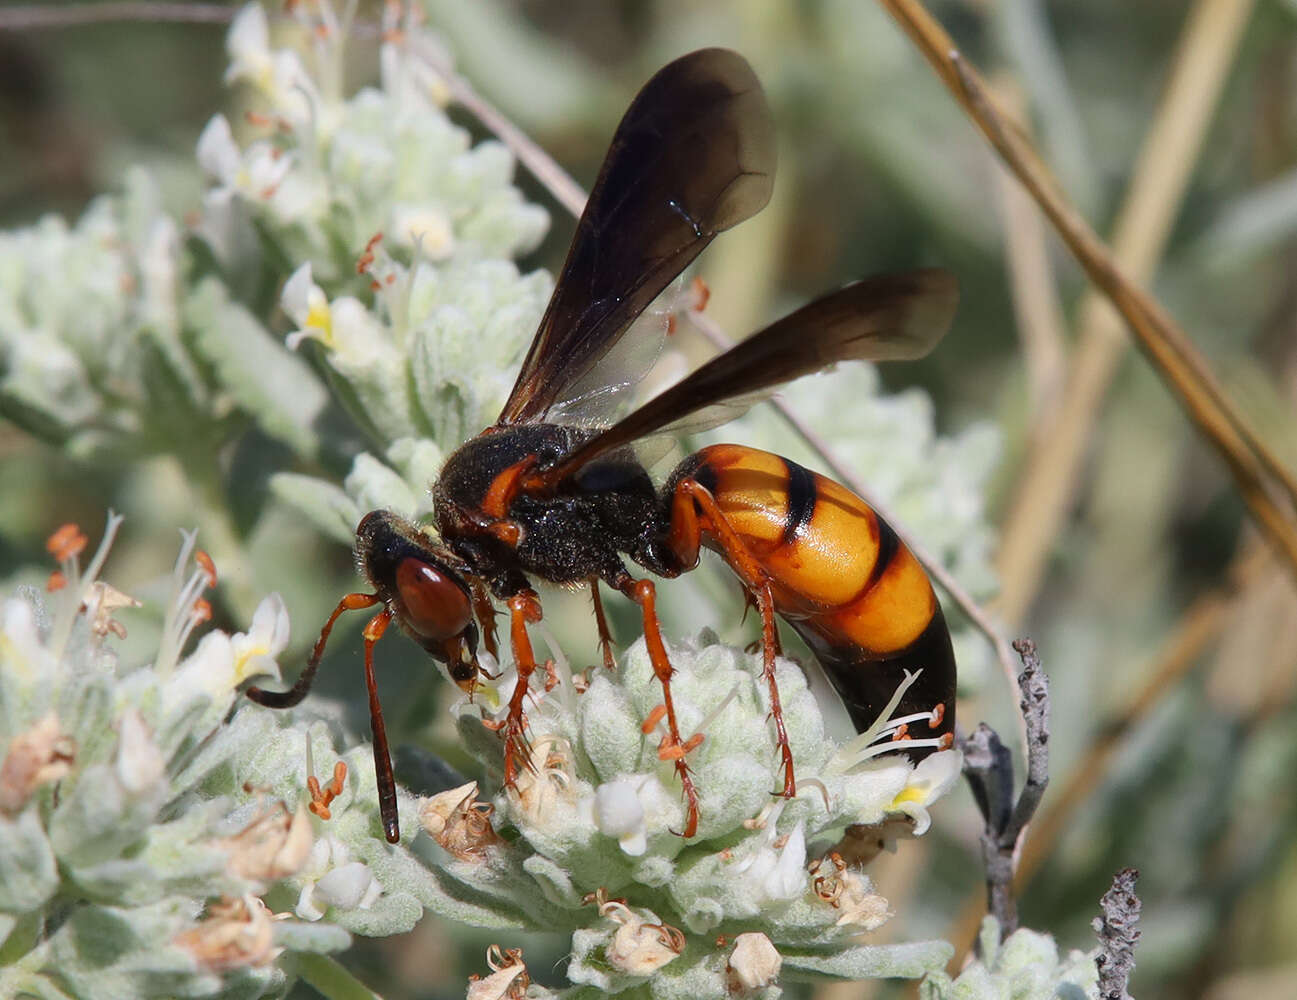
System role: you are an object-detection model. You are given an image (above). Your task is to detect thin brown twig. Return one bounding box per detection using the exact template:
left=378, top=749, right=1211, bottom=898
left=439, top=56, right=1021, bottom=702
left=989, top=74, right=1067, bottom=436
left=437, top=70, right=587, bottom=220
left=0, top=3, right=234, bottom=30
left=876, top=0, right=1297, bottom=593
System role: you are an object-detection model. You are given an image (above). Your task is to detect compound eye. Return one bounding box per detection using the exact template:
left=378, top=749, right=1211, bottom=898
left=394, top=558, right=473, bottom=640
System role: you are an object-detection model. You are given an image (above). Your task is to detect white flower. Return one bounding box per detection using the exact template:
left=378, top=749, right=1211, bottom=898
left=315, top=862, right=382, bottom=910
left=282, top=263, right=331, bottom=345
left=734, top=813, right=807, bottom=905
left=196, top=115, right=242, bottom=184
left=223, top=4, right=272, bottom=89
left=593, top=778, right=648, bottom=856
left=390, top=203, right=456, bottom=258
left=230, top=592, right=291, bottom=685
left=295, top=836, right=382, bottom=921
left=114, top=709, right=164, bottom=796
left=886, top=750, right=963, bottom=835
left=165, top=594, right=286, bottom=713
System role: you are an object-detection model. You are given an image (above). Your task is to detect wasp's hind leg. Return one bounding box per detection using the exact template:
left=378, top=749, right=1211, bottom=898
left=660, top=476, right=798, bottom=802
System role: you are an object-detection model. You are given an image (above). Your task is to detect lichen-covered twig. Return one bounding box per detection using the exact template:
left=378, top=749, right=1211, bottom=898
left=1093, top=867, right=1142, bottom=999
left=961, top=638, right=1050, bottom=938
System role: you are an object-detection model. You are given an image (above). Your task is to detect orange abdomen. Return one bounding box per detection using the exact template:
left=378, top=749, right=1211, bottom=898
left=691, top=443, right=956, bottom=737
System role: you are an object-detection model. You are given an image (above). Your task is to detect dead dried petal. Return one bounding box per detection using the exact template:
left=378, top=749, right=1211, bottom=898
left=175, top=896, right=278, bottom=971
left=219, top=801, right=313, bottom=884
left=0, top=713, right=75, bottom=815
left=419, top=781, right=501, bottom=860
left=727, top=932, right=781, bottom=991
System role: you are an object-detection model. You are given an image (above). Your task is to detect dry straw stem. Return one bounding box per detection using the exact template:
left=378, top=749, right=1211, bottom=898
left=995, top=0, right=1261, bottom=623
left=942, top=542, right=1271, bottom=969
left=875, top=0, right=1297, bottom=609
left=989, top=74, right=1067, bottom=436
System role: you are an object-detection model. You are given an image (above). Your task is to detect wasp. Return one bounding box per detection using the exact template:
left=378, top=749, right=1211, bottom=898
left=249, top=48, right=958, bottom=843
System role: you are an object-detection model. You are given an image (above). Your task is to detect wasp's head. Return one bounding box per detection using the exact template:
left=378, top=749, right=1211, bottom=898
left=355, top=510, right=481, bottom=691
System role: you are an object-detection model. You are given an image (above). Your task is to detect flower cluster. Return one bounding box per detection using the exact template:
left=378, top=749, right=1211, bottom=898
left=417, top=628, right=964, bottom=997
left=0, top=519, right=383, bottom=997
left=201, top=2, right=551, bottom=456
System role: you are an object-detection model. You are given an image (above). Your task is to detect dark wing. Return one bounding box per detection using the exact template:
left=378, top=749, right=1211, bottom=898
left=497, top=48, right=775, bottom=426
left=536, top=269, right=959, bottom=487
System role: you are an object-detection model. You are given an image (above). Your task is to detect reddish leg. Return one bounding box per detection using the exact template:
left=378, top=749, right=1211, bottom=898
left=668, top=478, right=798, bottom=800
left=247, top=592, right=403, bottom=842
left=471, top=579, right=500, bottom=664
left=589, top=579, right=617, bottom=671
left=361, top=609, right=401, bottom=842
left=247, top=592, right=380, bottom=709
left=614, top=576, right=700, bottom=838
left=500, top=590, right=543, bottom=787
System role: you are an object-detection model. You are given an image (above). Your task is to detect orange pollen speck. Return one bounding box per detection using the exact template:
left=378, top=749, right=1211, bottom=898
left=892, top=723, right=909, bottom=741
left=681, top=732, right=705, bottom=752
left=195, top=550, right=218, bottom=588
left=641, top=704, right=668, bottom=734
left=369, top=279, right=382, bottom=291
left=666, top=314, right=677, bottom=335
left=191, top=598, right=213, bottom=624
left=244, top=110, right=272, bottom=128
left=691, top=276, right=711, bottom=311
left=46, top=570, right=67, bottom=592
left=46, top=523, right=88, bottom=562
left=385, top=274, right=395, bottom=285
left=929, top=703, right=946, bottom=727
left=308, top=761, right=347, bottom=819
left=356, top=233, right=383, bottom=274
left=657, top=737, right=686, bottom=761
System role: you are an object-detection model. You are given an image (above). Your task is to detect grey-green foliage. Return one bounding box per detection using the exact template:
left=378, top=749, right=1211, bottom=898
left=920, top=917, right=1099, bottom=1000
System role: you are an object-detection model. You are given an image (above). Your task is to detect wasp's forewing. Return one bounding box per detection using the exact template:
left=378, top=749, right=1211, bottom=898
left=497, top=48, right=776, bottom=426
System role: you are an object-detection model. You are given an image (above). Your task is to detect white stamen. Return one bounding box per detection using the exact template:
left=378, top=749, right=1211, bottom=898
left=824, top=670, right=936, bottom=775
left=536, top=624, right=575, bottom=714
left=689, top=682, right=740, bottom=743
left=154, top=529, right=208, bottom=677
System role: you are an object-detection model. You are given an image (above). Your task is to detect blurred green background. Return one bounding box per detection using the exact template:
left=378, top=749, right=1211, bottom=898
left=4, top=1, right=1297, bottom=997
